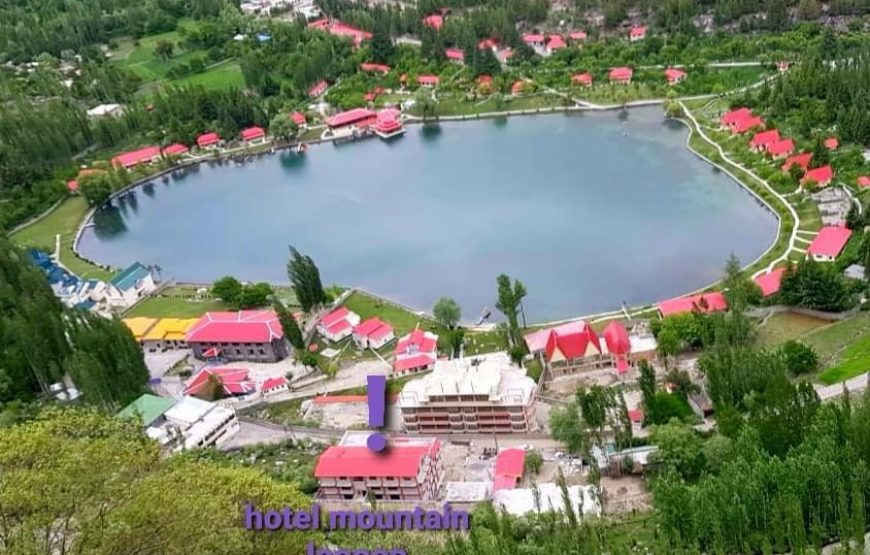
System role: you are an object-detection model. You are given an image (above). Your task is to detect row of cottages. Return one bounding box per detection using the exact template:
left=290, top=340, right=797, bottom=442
left=317, top=306, right=361, bottom=342
left=315, top=431, right=444, bottom=502
left=183, top=367, right=256, bottom=398
left=570, top=68, right=683, bottom=88
left=394, top=329, right=439, bottom=374
left=524, top=321, right=656, bottom=379
left=185, top=310, right=289, bottom=362
left=398, top=352, right=537, bottom=435
left=521, top=33, right=567, bottom=57
left=109, top=128, right=266, bottom=170
left=720, top=107, right=765, bottom=135
left=123, top=317, right=198, bottom=351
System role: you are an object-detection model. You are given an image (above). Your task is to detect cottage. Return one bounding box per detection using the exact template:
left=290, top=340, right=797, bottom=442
left=196, top=132, right=220, bottom=149
left=117, top=393, right=175, bottom=428
left=609, top=67, right=633, bottom=84
left=394, top=329, right=438, bottom=374
left=754, top=267, right=786, bottom=297
left=159, top=396, right=239, bottom=451
left=105, top=262, right=156, bottom=308
left=493, top=449, right=525, bottom=491
left=568, top=31, right=587, bottom=42
left=186, top=310, right=288, bottom=362
left=291, top=111, right=307, bottom=127
left=546, top=35, right=566, bottom=55
left=572, top=72, right=593, bottom=87
left=807, top=227, right=852, bottom=262
left=781, top=152, right=813, bottom=174
left=240, top=126, right=266, bottom=144
left=767, top=138, right=795, bottom=159
left=326, top=108, right=376, bottom=130
left=629, top=26, right=647, bottom=41
left=184, top=367, right=256, bottom=398
left=445, top=48, right=465, bottom=64
left=360, top=62, right=390, bottom=74
left=111, top=146, right=162, bottom=169
left=802, top=165, right=835, bottom=188
left=732, top=116, right=764, bottom=135
left=825, top=137, right=839, bottom=150
left=749, top=129, right=780, bottom=152
left=720, top=107, right=752, bottom=130
left=664, top=67, right=686, bottom=85
left=417, top=74, right=440, bottom=87
left=657, top=292, right=728, bottom=317
left=308, top=80, right=328, bottom=98
left=422, top=14, right=443, bottom=30
left=511, top=80, right=526, bottom=96
left=307, top=19, right=371, bottom=46
left=478, top=74, right=493, bottom=91
left=352, top=317, right=395, bottom=349
left=261, top=376, right=289, bottom=396
left=522, top=33, right=547, bottom=56
left=162, top=143, right=189, bottom=157
left=317, top=306, right=361, bottom=342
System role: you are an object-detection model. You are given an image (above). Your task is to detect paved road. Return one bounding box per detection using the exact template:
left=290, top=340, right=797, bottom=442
left=815, top=372, right=870, bottom=401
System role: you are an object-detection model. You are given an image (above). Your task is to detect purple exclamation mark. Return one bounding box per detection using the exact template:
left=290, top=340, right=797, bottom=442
left=366, top=375, right=387, bottom=452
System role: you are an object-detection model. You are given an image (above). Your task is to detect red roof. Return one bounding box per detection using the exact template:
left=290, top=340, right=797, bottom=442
left=478, top=38, right=498, bottom=50
left=395, top=329, right=437, bottom=355
left=241, top=126, right=265, bottom=141
left=721, top=107, right=752, bottom=127
left=602, top=321, right=631, bottom=356
left=423, top=14, right=443, bottom=30
left=493, top=475, right=518, bottom=492
left=824, top=137, right=839, bottom=150
left=314, top=440, right=440, bottom=478
left=544, top=322, right=601, bottom=362
left=326, top=318, right=352, bottom=335
left=858, top=176, right=870, bottom=188
left=628, top=409, right=643, bottom=423
left=522, top=33, right=545, bottom=43
left=291, top=111, right=307, bottom=125
left=309, top=80, right=328, bottom=97
left=781, top=152, right=812, bottom=173
left=664, top=67, right=686, bottom=82
left=445, top=48, right=464, bottom=61
left=322, top=307, right=350, bottom=328
left=609, top=67, right=633, bottom=81
left=360, top=62, right=390, bottom=74
left=808, top=227, right=852, bottom=258
left=184, top=367, right=255, bottom=396
left=754, top=267, right=786, bottom=297
left=394, top=353, right=436, bottom=371
left=111, top=146, right=161, bottom=169
left=261, top=376, right=288, bottom=391
left=750, top=129, right=780, bottom=149
left=417, top=74, right=440, bottom=86
left=767, top=138, right=795, bottom=157
left=629, top=26, right=647, bottom=38
left=568, top=31, right=587, bottom=41
left=354, top=317, right=393, bottom=340
left=66, top=180, right=79, bottom=192
left=187, top=310, right=283, bottom=343
left=547, top=35, right=566, bottom=50
left=572, top=72, right=593, bottom=86
left=478, top=75, right=493, bottom=87
left=162, top=143, right=189, bottom=156
left=196, top=132, right=220, bottom=147
left=732, top=116, right=764, bottom=134
left=326, top=107, right=376, bottom=128
left=309, top=19, right=371, bottom=45
left=494, top=448, right=525, bottom=479
left=511, top=81, right=525, bottom=94
left=657, top=293, right=728, bottom=317
left=803, top=165, right=834, bottom=186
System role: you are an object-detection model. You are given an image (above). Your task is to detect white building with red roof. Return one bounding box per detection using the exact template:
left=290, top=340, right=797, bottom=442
left=732, top=116, right=765, bottom=135
left=782, top=152, right=812, bottom=174
left=568, top=30, right=587, bottom=42
left=546, top=35, right=566, bottom=55
left=111, top=146, right=162, bottom=169
left=754, top=267, right=786, bottom=297
left=422, top=14, right=443, bottom=30
left=162, top=143, right=189, bottom=157
left=493, top=448, right=525, bottom=491
left=825, top=137, right=839, bottom=150
left=308, top=80, right=328, bottom=98
left=664, top=67, right=686, bottom=85
left=326, top=107, right=377, bottom=130
left=196, top=132, right=220, bottom=149
left=352, top=317, right=394, bottom=350
left=657, top=292, right=728, bottom=317
left=445, top=48, right=465, bottom=64
left=720, top=107, right=753, bottom=130
left=750, top=129, right=780, bottom=152
left=802, top=165, right=835, bottom=188
left=314, top=431, right=443, bottom=501
left=538, top=320, right=608, bottom=377
left=184, top=367, right=256, bottom=398
left=186, top=310, right=288, bottom=362
left=360, top=62, right=390, bottom=74
left=807, top=227, right=852, bottom=262
left=261, top=376, right=289, bottom=397
left=572, top=72, right=593, bottom=87
left=307, top=19, right=371, bottom=46
left=291, top=111, right=307, bottom=127
left=317, top=306, right=360, bottom=342
left=394, top=329, right=439, bottom=374
left=609, top=67, right=633, bottom=84
left=767, top=138, right=795, bottom=159
left=417, top=74, right=440, bottom=87
left=240, top=126, right=266, bottom=144
left=629, top=26, right=647, bottom=41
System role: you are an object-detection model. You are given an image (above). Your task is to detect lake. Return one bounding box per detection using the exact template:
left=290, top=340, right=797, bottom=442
left=78, top=108, right=778, bottom=323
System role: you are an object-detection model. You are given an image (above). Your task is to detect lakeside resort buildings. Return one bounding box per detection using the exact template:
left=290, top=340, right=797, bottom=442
left=397, top=352, right=537, bottom=435
left=185, top=310, right=289, bottom=362
left=314, top=431, right=444, bottom=502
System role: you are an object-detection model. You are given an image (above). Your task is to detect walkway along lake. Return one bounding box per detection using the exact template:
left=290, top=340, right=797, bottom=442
left=78, top=107, right=777, bottom=323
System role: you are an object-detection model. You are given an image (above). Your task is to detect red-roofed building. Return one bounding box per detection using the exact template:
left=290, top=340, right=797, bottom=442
left=478, top=74, right=493, bottom=91
left=66, top=180, right=79, bottom=192
left=394, top=329, right=438, bottom=374
left=802, top=165, right=834, bottom=188
left=261, top=376, right=288, bottom=397
left=781, top=152, right=812, bottom=174
left=326, top=107, right=377, bottom=130
left=196, top=132, right=220, bottom=149
left=360, top=62, right=390, bottom=74
left=807, top=226, right=852, bottom=262
left=664, top=67, right=686, bottom=85
left=522, top=33, right=546, bottom=48
left=629, top=26, right=647, bottom=41
left=732, top=116, right=764, bottom=135
left=657, top=293, right=728, bottom=317
left=291, top=111, right=307, bottom=126
left=602, top=321, right=632, bottom=374
left=184, top=367, right=256, bottom=398
left=417, top=74, right=440, bottom=87
left=317, top=306, right=361, bottom=342
left=572, top=72, right=593, bottom=87
left=315, top=433, right=443, bottom=501
left=111, top=146, right=162, bottom=169
left=858, top=176, right=870, bottom=188
left=767, top=138, right=795, bottom=159
left=754, top=267, right=786, bottom=297
left=162, top=143, right=189, bottom=157
left=373, top=108, right=404, bottom=139
left=422, top=14, right=443, bottom=30
left=750, top=129, right=780, bottom=152
left=546, top=35, right=566, bottom=54
left=568, top=31, right=587, bottom=42
left=445, top=47, right=465, bottom=63
left=609, top=67, right=633, bottom=84
left=777, top=60, right=790, bottom=72
left=493, top=449, right=525, bottom=491
left=478, top=38, right=499, bottom=51
left=511, top=80, right=526, bottom=96
left=308, top=19, right=371, bottom=46
left=186, top=310, right=288, bottom=362
left=542, top=321, right=605, bottom=378
left=720, top=107, right=752, bottom=129
left=363, top=86, right=385, bottom=103
left=825, top=137, right=839, bottom=150
left=240, top=126, right=266, bottom=144
left=308, top=80, right=328, bottom=98
left=353, top=317, right=395, bottom=350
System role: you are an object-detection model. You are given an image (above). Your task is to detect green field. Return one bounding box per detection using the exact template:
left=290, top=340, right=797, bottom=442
left=755, top=311, right=830, bottom=348
left=172, top=61, right=245, bottom=91
left=124, top=284, right=299, bottom=318
left=465, top=328, right=509, bottom=355
left=342, top=291, right=443, bottom=338
left=818, top=334, right=870, bottom=385
left=11, top=197, right=114, bottom=281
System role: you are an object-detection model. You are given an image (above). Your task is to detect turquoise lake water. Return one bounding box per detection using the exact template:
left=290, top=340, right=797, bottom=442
left=78, top=108, right=777, bottom=322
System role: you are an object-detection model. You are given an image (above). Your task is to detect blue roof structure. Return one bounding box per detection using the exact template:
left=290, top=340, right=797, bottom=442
left=74, top=300, right=96, bottom=311
left=110, top=262, right=150, bottom=292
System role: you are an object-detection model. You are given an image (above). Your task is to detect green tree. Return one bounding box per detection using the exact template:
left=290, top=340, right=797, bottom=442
left=433, top=297, right=461, bottom=328
left=495, top=274, right=527, bottom=342
left=779, top=340, right=818, bottom=376
left=237, top=282, right=273, bottom=309
left=269, top=113, right=299, bottom=144
left=650, top=420, right=707, bottom=481
left=370, top=19, right=394, bottom=63
left=79, top=173, right=113, bottom=206
left=549, top=401, right=587, bottom=454
left=525, top=450, right=543, bottom=475
left=286, top=247, right=326, bottom=313
left=274, top=300, right=304, bottom=350
left=154, top=39, right=175, bottom=61
left=212, top=275, right=242, bottom=305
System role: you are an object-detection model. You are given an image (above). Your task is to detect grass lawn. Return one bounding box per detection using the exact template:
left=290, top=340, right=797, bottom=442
left=332, top=371, right=428, bottom=396
left=800, top=312, right=870, bottom=372
left=11, top=197, right=114, bottom=281
left=172, top=60, right=245, bottom=90
left=754, top=311, right=830, bottom=348
left=124, top=295, right=231, bottom=318
left=342, top=291, right=443, bottom=338
left=818, top=334, right=870, bottom=385
left=465, top=328, right=509, bottom=356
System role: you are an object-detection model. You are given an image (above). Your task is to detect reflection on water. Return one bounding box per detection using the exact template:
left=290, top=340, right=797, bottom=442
left=279, top=151, right=308, bottom=170
left=142, top=182, right=155, bottom=197
left=124, top=190, right=139, bottom=213
left=420, top=123, right=442, bottom=141
left=91, top=205, right=127, bottom=240
left=492, top=116, right=508, bottom=127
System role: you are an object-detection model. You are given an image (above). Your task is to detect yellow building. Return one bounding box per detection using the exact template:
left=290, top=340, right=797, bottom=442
left=123, top=317, right=158, bottom=344
left=141, top=318, right=199, bottom=352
